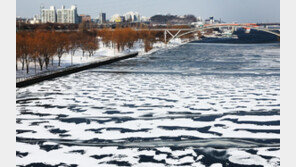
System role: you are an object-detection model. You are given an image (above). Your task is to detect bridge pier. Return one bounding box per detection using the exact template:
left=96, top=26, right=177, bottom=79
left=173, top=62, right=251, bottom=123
left=164, top=30, right=167, bottom=44
left=164, top=29, right=183, bottom=43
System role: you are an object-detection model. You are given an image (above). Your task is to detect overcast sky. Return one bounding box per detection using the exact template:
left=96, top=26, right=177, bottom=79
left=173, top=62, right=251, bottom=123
left=16, top=0, right=280, bottom=23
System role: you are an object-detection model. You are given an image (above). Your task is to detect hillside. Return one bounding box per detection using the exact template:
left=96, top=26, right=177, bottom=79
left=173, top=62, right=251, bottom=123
left=150, top=14, right=197, bottom=24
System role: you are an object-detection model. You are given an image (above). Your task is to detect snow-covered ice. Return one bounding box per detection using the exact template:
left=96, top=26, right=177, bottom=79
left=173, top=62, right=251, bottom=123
left=16, top=43, right=280, bottom=166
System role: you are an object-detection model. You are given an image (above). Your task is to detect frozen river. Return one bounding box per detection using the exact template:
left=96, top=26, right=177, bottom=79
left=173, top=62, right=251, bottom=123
left=16, top=43, right=280, bottom=167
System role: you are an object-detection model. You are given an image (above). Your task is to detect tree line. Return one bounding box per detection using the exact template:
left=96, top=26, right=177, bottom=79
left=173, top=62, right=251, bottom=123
left=17, top=28, right=194, bottom=74
left=97, top=28, right=164, bottom=52
left=16, top=30, right=98, bottom=73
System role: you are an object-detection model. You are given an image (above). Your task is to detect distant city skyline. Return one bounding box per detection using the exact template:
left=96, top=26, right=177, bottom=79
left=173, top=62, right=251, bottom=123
left=16, top=0, right=280, bottom=23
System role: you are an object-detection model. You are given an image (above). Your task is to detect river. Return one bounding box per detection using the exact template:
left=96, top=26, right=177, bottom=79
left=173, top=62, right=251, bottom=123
left=16, top=43, right=280, bottom=167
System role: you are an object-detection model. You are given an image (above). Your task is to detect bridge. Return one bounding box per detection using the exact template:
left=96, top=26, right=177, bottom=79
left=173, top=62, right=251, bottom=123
left=137, top=23, right=280, bottom=43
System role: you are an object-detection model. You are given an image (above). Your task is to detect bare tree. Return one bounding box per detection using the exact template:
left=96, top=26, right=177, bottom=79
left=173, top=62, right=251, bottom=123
left=54, top=32, right=69, bottom=66
left=68, top=33, right=80, bottom=65
left=86, top=37, right=99, bottom=57
left=36, top=31, right=56, bottom=70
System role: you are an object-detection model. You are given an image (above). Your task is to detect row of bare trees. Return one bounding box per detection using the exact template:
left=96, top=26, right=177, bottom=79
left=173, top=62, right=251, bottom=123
left=97, top=28, right=164, bottom=52
left=97, top=28, right=197, bottom=52
left=17, top=28, right=193, bottom=74
left=16, top=30, right=98, bottom=73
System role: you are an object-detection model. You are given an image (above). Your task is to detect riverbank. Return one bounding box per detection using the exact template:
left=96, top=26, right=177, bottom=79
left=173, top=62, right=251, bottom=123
left=16, top=38, right=189, bottom=87
left=16, top=52, right=138, bottom=88
left=16, top=38, right=187, bottom=79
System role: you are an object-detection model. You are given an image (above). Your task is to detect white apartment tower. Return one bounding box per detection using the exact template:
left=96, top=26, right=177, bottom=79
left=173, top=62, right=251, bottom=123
left=41, top=6, right=56, bottom=23
left=57, top=5, right=79, bottom=24
left=41, top=5, right=79, bottom=24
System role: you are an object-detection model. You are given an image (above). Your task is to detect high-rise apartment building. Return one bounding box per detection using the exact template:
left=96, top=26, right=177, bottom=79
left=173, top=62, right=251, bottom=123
left=124, top=12, right=140, bottom=22
left=41, top=6, right=56, bottom=23
left=99, top=13, right=106, bottom=24
left=57, top=5, right=79, bottom=24
left=41, top=5, right=79, bottom=24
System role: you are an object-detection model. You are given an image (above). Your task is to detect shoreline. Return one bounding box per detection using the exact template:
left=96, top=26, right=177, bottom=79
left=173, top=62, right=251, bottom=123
left=16, top=52, right=138, bottom=88
left=16, top=39, right=189, bottom=88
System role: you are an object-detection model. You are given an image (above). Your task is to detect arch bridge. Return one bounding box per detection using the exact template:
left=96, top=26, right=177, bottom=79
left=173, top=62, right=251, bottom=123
left=139, top=23, right=280, bottom=43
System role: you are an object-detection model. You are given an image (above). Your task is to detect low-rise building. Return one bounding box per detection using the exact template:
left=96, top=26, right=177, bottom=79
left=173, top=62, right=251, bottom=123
left=141, top=16, right=150, bottom=22
left=80, top=14, right=91, bottom=22
left=110, top=14, right=122, bottom=23
left=29, top=15, right=41, bottom=24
